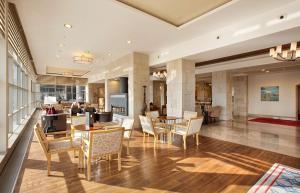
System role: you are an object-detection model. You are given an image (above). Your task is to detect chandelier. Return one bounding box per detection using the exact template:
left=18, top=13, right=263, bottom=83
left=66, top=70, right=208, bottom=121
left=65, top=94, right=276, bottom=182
left=269, top=42, right=300, bottom=61
left=73, top=52, right=94, bottom=64
left=153, top=71, right=167, bottom=80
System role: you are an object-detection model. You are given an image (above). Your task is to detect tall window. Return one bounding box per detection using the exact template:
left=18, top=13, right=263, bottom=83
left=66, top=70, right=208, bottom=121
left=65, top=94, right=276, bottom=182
left=8, top=56, right=30, bottom=137
left=40, top=84, right=86, bottom=102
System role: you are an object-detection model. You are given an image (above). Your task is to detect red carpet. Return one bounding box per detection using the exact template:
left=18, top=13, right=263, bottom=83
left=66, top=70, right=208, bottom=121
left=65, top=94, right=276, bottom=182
left=249, top=117, right=300, bottom=127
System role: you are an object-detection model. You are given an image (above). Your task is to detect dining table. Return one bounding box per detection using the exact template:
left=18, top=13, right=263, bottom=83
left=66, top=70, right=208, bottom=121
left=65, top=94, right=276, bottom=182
left=73, top=122, right=119, bottom=132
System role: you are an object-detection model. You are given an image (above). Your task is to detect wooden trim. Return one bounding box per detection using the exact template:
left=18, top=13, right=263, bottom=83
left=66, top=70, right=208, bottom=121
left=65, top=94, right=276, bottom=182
left=195, top=42, right=300, bottom=67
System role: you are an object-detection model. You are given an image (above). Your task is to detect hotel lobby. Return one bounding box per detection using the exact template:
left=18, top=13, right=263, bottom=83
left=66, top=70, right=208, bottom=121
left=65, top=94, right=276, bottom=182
left=0, top=0, right=300, bottom=193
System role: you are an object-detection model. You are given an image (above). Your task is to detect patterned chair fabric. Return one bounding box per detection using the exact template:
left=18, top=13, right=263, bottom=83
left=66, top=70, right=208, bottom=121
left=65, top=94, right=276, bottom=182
left=139, top=115, right=155, bottom=135
left=71, top=116, right=88, bottom=143
left=122, top=118, right=134, bottom=139
left=187, top=117, right=204, bottom=135
left=89, top=128, right=124, bottom=157
left=183, top=111, right=198, bottom=121
left=112, top=114, right=126, bottom=125
left=210, top=106, right=222, bottom=118
left=145, top=111, right=159, bottom=119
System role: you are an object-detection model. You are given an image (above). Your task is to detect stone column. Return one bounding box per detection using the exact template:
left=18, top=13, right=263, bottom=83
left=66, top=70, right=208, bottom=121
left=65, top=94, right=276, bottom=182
left=128, top=53, right=149, bottom=128
left=212, top=71, right=232, bottom=120
left=232, top=75, right=248, bottom=117
left=166, top=59, right=195, bottom=117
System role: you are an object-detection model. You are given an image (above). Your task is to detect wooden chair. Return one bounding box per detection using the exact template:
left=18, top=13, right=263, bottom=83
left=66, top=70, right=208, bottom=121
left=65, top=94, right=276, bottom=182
left=209, top=106, right=222, bottom=122
left=70, top=115, right=87, bottom=147
left=105, top=118, right=134, bottom=154
left=145, top=110, right=164, bottom=127
left=177, top=111, right=198, bottom=126
left=139, top=115, right=169, bottom=146
left=34, top=123, right=81, bottom=176
left=171, top=117, right=204, bottom=150
left=81, top=127, right=124, bottom=181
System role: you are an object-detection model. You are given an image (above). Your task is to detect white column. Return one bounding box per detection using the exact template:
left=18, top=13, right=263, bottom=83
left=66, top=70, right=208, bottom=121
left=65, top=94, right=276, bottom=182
left=212, top=71, right=232, bottom=120
left=166, top=59, right=195, bottom=117
left=104, top=79, right=110, bottom=112
left=0, top=0, right=8, bottom=153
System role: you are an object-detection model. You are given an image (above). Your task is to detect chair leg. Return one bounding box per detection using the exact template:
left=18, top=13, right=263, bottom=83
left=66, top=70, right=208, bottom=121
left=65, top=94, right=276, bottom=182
left=78, top=150, right=82, bottom=168
left=87, top=157, right=91, bottom=181
left=196, top=134, right=199, bottom=146
left=183, top=136, right=187, bottom=150
left=47, top=154, right=51, bottom=176
left=143, top=132, right=146, bottom=143
left=118, top=152, right=121, bottom=171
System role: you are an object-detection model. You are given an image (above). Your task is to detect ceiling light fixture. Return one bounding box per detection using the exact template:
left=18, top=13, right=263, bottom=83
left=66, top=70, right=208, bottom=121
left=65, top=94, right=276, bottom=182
left=153, top=70, right=167, bottom=80
left=127, top=40, right=132, bottom=44
left=64, top=24, right=72, bottom=29
left=269, top=42, right=300, bottom=61
left=59, top=43, right=64, bottom=47
left=73, top=52, right=94, bottom=64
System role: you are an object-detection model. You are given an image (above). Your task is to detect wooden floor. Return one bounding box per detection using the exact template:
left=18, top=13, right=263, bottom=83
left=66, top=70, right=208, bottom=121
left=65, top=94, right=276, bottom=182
left=15, top=129, right=300, bottom=193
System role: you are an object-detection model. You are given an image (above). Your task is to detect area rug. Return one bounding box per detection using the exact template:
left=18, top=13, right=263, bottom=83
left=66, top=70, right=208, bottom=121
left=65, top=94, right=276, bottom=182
left=249, top=117, right=300, bottom=127
left=247, top=163, right=300, bottom=193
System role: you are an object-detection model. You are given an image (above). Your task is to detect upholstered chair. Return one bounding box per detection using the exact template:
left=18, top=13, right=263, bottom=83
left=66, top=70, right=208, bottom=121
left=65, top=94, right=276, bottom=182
left=209, top=106, right=222, bottom=122
left=139, top=115, right=169, bottom=145
left=177, top=111, right=198, bottom=126
left=121, top=118, right=134, bottom=154
left=82, top=127, right=124, bottom=181
left=34, top=123, right=81, bottom=176
left=172, top=117, right=204, bottom=150
left=145, top=110, right=164, bottom=127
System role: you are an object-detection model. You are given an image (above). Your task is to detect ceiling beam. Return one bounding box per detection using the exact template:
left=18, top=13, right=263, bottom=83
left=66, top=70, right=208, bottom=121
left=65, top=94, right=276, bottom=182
left=195, top=42, right=298, bottom=67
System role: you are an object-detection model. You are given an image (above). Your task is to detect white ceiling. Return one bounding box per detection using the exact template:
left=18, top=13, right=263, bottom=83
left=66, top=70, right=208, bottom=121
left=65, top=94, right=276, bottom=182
left=11, top=0, right=299, bottom=77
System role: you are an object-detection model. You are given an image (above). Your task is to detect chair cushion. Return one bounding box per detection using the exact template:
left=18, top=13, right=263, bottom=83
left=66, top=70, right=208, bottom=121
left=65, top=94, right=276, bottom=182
left=48, top=140, right=73, bottom=152
left=154, top=126, right=169, bottom=134
left=173, top=127, right=187, bottom=135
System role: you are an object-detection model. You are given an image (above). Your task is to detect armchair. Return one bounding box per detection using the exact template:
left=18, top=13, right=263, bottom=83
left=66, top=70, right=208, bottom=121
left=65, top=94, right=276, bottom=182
left=171, top=117, right=204, bottom=150
left=34, top=123, right=81, bottom=176
left=139, top=115, right=168, bottom=146
left=82, top=127, right=124, bottom=180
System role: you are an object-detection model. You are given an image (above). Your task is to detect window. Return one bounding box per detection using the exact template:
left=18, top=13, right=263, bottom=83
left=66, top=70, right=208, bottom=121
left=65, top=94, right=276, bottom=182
left=8, top=55, right=31, bottom=137
left=40, top=84, right=86, bottom=103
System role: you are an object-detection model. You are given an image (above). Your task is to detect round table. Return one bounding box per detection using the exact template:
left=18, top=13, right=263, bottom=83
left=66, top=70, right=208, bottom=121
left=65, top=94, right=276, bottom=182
left=73, top=122, right=117, bottom=131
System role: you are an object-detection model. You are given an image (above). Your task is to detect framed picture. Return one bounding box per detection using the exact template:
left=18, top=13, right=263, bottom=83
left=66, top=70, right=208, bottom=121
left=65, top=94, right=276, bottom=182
left=261, top=86, right=279, bottom=101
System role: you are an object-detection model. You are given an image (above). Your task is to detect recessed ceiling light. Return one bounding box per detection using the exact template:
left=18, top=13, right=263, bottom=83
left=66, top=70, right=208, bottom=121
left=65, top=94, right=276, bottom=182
left=55, top=54, right=60, bottom=58
left=127, top=40, right=132, bottom=44
left=59, top=43, right=64, bottom=47
left=108, top=53, right=112, bottom=56
left=64, top=24, right=72, bottom=29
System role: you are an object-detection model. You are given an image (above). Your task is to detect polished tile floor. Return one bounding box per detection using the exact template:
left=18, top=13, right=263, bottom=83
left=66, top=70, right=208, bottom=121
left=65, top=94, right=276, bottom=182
left=201, top=118, right=300, bottom=158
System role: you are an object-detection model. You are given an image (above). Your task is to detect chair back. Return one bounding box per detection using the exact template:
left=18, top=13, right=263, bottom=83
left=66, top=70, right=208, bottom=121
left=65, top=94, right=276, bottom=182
left=112, top=114, right=124, bottom=125
left=34, top=124, right=49, bottom=155
left=145, top=111, right=159, bottom=119
left=122, top=118, right=134, bottom=138
left=210, top=106, right=222, bottom=118
left=187, top=117, right=203, bottom=136
left=71, top=116, right=86, bottom=126
left=139, top=115, right=155, bottom=135
left=183, top=111, right=198, bottom=121
left=89, top=127, right=124, bottom=157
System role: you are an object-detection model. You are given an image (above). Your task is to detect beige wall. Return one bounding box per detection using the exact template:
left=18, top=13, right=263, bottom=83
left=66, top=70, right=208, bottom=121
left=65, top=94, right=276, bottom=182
left=37, top=75, right=88, bottom=85
left=248, top=70, right=300, bottom=119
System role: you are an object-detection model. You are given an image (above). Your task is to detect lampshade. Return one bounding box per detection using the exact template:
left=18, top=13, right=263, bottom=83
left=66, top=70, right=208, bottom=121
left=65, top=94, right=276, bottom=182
left=44, top=96, right=57, bottom=105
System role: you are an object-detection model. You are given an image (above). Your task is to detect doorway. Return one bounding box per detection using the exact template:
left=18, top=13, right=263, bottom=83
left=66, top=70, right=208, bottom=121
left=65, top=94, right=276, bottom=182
left=297, top=85, right=300, bottom=120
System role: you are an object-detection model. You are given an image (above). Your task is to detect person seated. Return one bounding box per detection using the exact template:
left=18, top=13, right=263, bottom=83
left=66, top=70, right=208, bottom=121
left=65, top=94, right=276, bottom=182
left=70, top=102, right=82, bottom=116
left=83, top=103, right=97, bottom=114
